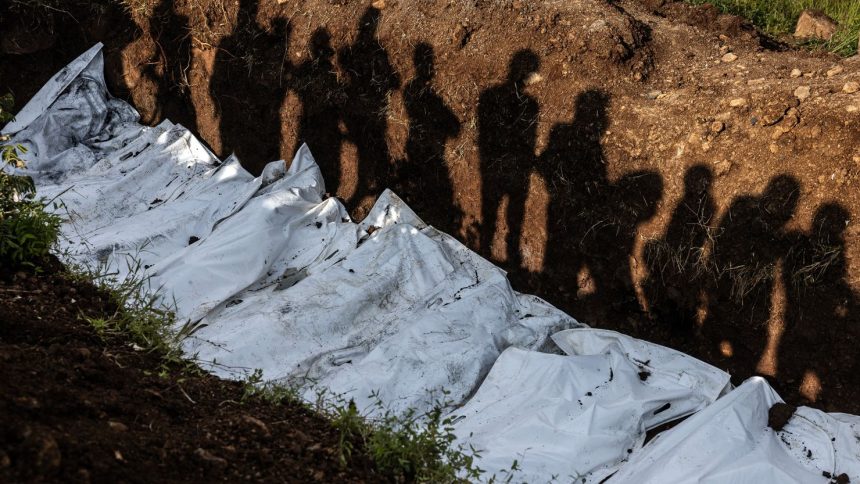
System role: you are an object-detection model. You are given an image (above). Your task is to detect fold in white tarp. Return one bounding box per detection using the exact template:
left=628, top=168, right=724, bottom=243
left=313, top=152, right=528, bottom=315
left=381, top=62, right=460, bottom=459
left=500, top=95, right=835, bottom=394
left=450, top=330, right=731, bottom=483
left=5, top=44, right=859, bottom=483
left=607, top=377, right=860, bottom=483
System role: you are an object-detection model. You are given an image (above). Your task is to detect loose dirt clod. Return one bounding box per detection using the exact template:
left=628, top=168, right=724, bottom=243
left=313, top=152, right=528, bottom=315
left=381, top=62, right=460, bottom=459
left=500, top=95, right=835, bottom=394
left=767, top=402, right=797, bottom=431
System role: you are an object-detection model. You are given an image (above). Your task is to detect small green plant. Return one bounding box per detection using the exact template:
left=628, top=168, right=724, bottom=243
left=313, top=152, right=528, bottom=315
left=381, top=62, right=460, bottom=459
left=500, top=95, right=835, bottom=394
left=321, top=391, right=484, bottom=483
left=242, top=375, right=487, bottom=483
left=69, top=254, right=201, bottom=364
left=0, top=94, right=62, bottom=270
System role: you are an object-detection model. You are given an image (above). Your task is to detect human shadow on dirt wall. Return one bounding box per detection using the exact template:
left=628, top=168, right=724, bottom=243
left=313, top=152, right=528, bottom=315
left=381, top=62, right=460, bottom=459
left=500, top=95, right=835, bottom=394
left=210, top=0, right=291, bottom=173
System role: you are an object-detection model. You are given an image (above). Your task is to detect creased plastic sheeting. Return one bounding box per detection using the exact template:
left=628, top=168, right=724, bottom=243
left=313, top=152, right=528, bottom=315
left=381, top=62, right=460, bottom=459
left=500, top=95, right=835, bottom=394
left=1, top=43, right=142, bottom=185
left=10, top=43, right=860, bottom=484
left=187, top=189, right=579, bottom=415
left=450, top=329, right=731, bottom=483
left=146, top=144, right=349, bottom=323
left=65, top=155, right=259, bottom=282
left=607, top=377, right=860, bottom=483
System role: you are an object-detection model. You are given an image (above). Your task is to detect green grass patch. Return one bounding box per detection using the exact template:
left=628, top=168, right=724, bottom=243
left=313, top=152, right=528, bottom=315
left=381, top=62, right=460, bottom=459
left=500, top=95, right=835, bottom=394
left=685, top=0, right=860, bottom=56
left=1, top=94, right=63, bottom=271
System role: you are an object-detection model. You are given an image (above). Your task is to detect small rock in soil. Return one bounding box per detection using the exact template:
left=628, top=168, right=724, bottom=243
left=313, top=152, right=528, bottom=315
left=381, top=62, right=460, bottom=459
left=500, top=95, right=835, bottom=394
left=729, top=98, right=747, bottom=107
left=108, top=421, right=128, bottom=432
left=843, top=82, right=859, bottom=94
left=713, top=159, right=732, bottom=176
left=721, top=53, right=737, bottom=63
left=768, top=402, right=797, bottom=431
left=241, top=415, right=271, bottom=436
left=194, top=448, right=228, bottom=469
left=790, top=68, right=802, bottom=78
left=794, top=86, right=811, bottom=101
left=524, top=72, right=543, bottom=86
left=794, top=9, right=838, bottom=41
left=826, top=65, right=844, bottom=77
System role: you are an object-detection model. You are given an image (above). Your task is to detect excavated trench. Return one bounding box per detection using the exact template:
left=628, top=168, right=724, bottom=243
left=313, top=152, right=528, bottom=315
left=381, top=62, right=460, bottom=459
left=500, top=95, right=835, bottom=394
left=2, top=0, right=859, bottom=415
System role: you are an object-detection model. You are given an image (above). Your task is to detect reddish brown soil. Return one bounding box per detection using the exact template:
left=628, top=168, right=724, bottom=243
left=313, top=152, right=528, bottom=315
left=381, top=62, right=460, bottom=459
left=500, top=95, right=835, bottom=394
left=0, top=266, right=384, bottom=483
left=1, top=0, right=859, bottom=413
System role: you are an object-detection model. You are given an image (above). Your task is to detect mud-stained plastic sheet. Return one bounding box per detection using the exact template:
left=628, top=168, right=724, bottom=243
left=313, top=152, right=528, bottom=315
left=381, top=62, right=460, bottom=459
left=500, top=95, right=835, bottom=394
left=5, top=44, right=859, bottom=483
left=450, top=329, right=731, bottom=483
left=606, top=377, right=860, bottom=483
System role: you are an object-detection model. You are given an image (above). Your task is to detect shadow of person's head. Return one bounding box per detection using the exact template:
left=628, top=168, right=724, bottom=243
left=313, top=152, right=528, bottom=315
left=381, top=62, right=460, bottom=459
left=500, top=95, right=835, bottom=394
left=616, top=171, right=664, bottom=224
left=357, top=6, right=382, bottom=40
left=309, top=28, right=333, bottom=60
left=507, top=49, right=540, bottom=85
left=271, top=17, right=290, bottom=37
left=413, top=42, right=436, bottom=80
left=760, top=175, right=800, bottom=227
left=683, top=164, right=714, bottom=197
left=573, top=89, right=610, bottom=138
left=812, top=203, right=849, bottom=243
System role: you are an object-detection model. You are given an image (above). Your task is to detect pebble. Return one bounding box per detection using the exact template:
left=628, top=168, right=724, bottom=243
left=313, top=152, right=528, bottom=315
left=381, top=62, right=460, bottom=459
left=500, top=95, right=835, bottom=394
left=729, top=98, right=747, bottom=107
left=721, top=53, right=738, bottom=63
left=826, top=65, right=844, bottom=77
left=241, top=415, right=271, bottom=436
left=713, top=159, right=732, bottom=176
left=195, top=448, right=228, bottom=468
left=710, top=121, right=725, bottom=133
left=108, top=421, right=128, bottom=432
left=790, top=68, right=802, bottom=78
left=847, top=105, right=859, bottom=113
left=843, top=81, right=859, bottom=94
left=645, top=90, right=663, bottom=100
left=524, top=72, right=543, bottom=86
left=794, top=86, right=811, bottom=101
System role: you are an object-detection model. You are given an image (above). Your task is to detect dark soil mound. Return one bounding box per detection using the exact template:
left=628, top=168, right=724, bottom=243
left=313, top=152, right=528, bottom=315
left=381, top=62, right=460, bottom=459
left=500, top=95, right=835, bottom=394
left=0, top=268, right=383, bottom=483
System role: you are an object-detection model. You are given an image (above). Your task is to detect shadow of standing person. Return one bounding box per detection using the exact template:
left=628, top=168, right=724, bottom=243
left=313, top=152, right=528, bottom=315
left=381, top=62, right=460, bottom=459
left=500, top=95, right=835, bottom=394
left=145, top=0, right=198, bottom=133
left=400, top=42, right=463, bottom=230
left=538, top=90, right=610, bottom=296
left=707, top=175, right=800, bottom=371
left=643, top=165, right=716, bottom=337
left=338, top=7, right=400, bottom=206
left=478, top=50, right=540, bottom=269
left=210, top=0, right=292, bottom=173
left=538, top=90, right=662, bottom=318
left=293, top=28, right=347, bottom=194
left=782, top=203, right=858, bottom=404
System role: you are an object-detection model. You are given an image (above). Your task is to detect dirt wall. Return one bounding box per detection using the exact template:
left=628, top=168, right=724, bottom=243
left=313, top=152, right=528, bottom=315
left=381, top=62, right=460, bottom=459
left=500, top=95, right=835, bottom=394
left=2, top=0, right=859, bottom=412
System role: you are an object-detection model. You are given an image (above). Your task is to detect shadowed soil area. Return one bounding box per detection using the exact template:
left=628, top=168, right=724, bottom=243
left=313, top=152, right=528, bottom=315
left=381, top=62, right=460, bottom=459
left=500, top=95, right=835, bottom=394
left=1, top=0, right=859, bottom=413
left=0, top=265, right=384, bottom=483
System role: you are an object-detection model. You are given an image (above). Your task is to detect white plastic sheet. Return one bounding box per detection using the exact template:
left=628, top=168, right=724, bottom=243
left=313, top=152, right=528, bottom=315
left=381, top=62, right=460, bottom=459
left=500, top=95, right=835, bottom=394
left=451, top=330, right=731, bottom=483
left=6, top=44, right=860, bottom=484
left=607, top=377, right=860, bottom=483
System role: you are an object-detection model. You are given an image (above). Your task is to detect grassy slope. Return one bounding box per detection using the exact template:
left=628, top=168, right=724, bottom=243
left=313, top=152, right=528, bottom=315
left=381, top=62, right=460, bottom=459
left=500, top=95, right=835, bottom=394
left=687, top=0, right=860, bottom=55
